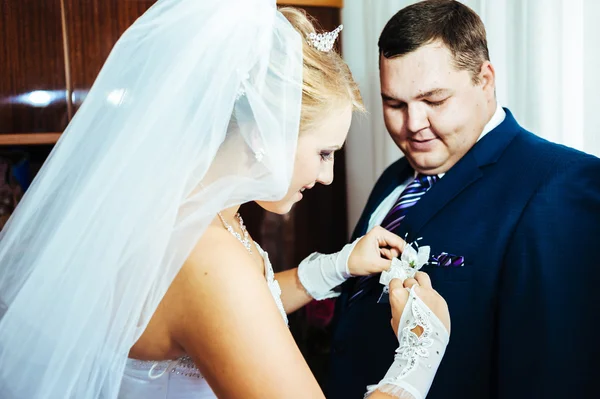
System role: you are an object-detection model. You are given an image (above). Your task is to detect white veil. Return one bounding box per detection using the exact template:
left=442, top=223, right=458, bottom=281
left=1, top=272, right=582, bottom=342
left=0, top=0, right=302, bottom=397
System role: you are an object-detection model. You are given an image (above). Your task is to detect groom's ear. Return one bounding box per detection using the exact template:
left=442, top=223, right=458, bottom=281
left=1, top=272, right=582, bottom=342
left=478, top=61, right=496, bottom=93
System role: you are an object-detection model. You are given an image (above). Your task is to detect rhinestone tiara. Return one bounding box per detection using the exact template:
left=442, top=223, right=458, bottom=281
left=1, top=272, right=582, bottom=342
left=308, top=24, right=343, bottom=52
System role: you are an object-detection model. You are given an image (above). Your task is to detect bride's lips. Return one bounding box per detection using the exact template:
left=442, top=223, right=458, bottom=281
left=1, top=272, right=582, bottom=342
left=296, top=184, right=314, bottom=200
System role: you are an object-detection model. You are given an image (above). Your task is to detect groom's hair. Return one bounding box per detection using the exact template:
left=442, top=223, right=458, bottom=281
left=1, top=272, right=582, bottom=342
left=378, top=0, right=490, bottom=84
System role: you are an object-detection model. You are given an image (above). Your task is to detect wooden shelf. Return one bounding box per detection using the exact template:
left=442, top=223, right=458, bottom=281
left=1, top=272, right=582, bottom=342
left=0, top=133, right=61, bottom=146
left=276, top=0, right=343, bottom=8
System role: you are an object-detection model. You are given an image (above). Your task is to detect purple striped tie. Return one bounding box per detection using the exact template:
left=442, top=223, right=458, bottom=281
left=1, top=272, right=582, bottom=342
left=348, top=174, right=439, bottom=304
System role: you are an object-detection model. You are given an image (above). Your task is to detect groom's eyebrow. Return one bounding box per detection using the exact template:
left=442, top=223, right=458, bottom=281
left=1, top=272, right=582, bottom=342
left=381, top=93, right=401, bottom=102
left=415, top=88, right=451, bottom=99
left=381, top=89, right=452, bottom=102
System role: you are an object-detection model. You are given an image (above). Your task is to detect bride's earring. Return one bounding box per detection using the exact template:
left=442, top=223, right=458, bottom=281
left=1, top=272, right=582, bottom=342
left=236, top=87, right=246, bottom=101
left=249, top=130, right=265, bottom=162
left=254, top=148, right=265, bottom=162
left=236, top=71, right=250, bottom=101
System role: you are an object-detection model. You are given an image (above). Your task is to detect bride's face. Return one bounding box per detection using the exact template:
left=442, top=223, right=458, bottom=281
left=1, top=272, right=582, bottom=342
left=256, top=104, right=352, bottom=214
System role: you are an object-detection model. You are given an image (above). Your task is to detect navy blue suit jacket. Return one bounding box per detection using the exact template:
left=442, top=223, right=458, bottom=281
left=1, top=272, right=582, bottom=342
left=326, top=109, right=600, bottom=398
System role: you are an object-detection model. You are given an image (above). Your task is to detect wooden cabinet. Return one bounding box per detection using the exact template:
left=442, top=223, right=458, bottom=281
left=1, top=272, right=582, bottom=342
left=0, top=0, right=156, bottom=144
left=0, top=0, right=69, bottom=136
left=0, top=0, right=342, bottom=144
left=62, top=0, right=156, bottom=111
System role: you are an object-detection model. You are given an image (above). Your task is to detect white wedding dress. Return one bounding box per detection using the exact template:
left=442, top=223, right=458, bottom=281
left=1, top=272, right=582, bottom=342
left=119, top=243, right=287, bottom=399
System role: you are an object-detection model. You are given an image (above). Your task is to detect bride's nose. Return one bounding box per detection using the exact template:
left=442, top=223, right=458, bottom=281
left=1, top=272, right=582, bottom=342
left=316, top=161, right=334, bottom=186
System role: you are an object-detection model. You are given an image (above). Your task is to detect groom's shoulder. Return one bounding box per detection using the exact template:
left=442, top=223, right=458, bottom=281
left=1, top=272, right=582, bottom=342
left=510, top=128, right=599, bottom=172
left=492, top=109, right=595, bottom=168
left=493, top=128, right=600, bottom=200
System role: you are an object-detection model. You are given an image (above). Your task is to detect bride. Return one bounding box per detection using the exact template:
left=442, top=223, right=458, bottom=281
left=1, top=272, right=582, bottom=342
left=0, top=0, right=450, bottom=398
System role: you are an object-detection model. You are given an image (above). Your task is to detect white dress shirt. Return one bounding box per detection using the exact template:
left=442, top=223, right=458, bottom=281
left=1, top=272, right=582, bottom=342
left=366, top=104, right=506, bottom=231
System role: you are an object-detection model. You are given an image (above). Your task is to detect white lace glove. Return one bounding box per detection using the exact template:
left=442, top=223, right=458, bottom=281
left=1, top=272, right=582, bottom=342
left=365, top=286, right=450, bottom=399
left=297, top=238, right=359, bottom=300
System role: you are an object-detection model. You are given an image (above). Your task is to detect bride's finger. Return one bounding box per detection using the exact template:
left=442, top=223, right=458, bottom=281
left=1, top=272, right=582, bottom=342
left=374, top=257, right=392, bottom=272
left=389, top=279, right=409, bottom=336
left=375, top=227, right=406, bottom=253
left=390, top=278, right=406, bottom=294
left=403, top=278, right=419, bottom=289
left=379, top=247, right=399, bottom=260
left=414, top=271, right=432, bottom=288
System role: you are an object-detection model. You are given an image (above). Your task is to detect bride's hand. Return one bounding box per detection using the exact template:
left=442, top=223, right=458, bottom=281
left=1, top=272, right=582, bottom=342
left=347, top=226, right=407, bottom=276
left=368, top=271, right=450, bottom=399
left=390, top=272, right=451, bottom=337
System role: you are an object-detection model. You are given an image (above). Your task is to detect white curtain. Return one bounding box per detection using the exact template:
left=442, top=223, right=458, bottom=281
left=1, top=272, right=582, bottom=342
left=341, top=0, right=600, bottom=232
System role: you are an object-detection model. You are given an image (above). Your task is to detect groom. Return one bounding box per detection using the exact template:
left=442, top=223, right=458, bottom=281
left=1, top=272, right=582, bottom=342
left=326, top=1, right=600, bottom=398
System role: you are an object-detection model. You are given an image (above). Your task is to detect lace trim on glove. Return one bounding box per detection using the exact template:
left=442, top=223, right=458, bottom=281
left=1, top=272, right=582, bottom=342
left=396, top=298, right=433, bottom=377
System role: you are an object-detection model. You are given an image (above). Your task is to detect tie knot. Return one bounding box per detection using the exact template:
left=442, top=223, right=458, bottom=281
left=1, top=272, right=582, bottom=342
left=416, top=173, right=439, bottom=188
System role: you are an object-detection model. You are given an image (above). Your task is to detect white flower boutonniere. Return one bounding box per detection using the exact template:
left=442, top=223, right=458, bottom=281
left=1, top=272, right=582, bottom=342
left=379, top=240, right=430, bottom=293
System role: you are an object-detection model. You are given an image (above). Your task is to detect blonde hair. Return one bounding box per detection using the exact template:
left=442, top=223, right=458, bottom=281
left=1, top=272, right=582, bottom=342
left=279, top=7, right=365, bottom=134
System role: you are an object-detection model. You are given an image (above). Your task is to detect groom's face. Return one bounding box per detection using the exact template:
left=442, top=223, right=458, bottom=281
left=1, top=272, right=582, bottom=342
left=380, top=41, right=496, bottom=175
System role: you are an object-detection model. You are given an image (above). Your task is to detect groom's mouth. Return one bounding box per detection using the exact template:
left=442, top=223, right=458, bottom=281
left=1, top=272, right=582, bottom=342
left=409, top=137, right=438, bottom=151
left=411, top=136, right=437, bottom=143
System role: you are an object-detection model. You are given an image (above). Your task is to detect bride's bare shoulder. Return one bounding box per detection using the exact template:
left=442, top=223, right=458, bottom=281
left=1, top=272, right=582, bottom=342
left=131, top=223, right=253, bottom=360
left=189, top=223, right=241, bottom=260
left=181, top=223, right=255, bottom=277
left=169, top=221, right=261, bottom=301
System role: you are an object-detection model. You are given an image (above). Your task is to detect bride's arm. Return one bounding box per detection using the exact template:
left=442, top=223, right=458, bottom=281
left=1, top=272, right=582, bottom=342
left=275, top=268, right=312, bottom=313
left=166, top=227, right=412, bottom=398
left=169, top=227, right=323, bottom=398
left=276, top=226, right=407, bottom=314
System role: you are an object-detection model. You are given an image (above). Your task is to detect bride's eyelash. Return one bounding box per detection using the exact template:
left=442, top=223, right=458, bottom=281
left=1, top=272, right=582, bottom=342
left=320, top=151, right=334, bottom=161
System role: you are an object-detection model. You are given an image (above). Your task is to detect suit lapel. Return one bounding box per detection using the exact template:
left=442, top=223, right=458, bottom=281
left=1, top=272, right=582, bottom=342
left=397, top=152, right=482, bottom=240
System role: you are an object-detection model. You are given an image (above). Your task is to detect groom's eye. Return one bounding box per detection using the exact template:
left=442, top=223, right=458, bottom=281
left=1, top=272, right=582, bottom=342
left=386, top=102, right=406, bottom=110
left=425, top=98, right=448, bottom=107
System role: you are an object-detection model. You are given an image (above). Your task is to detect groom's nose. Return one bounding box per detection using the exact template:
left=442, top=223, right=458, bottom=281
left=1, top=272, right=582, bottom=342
left=406, top=103, right=430, bottom=133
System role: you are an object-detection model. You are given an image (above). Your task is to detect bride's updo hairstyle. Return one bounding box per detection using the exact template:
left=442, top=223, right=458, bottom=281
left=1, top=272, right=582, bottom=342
left=279, top=7, right=365, bottom=134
